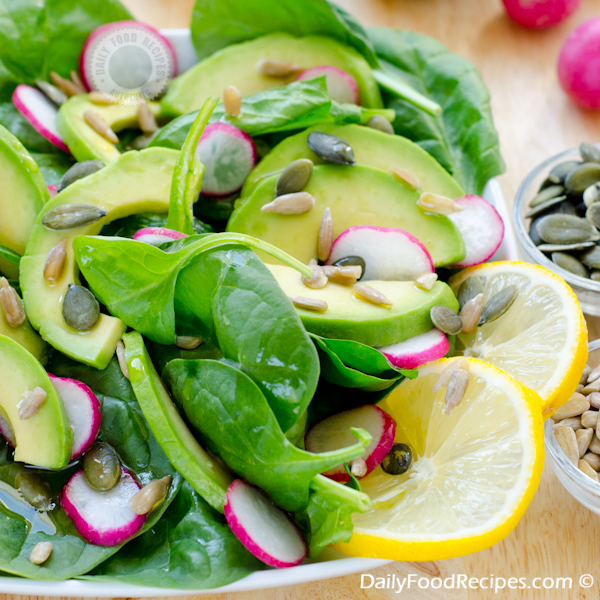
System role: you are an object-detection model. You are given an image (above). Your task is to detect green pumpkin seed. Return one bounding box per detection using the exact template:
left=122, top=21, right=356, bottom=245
left=581, top=245, right=600, bottom=268
left=549, top=160, right=582, bottom=184
left=333, top=255, right=366, bottom=279
left=42, top=203, right=107, bottom=230
left=565, top=163, right=600, bottom=194
left=529, top=185, right=565, bottom=208
left=83, top=443, right=121, bottom=492
left=583, top=183, right=600, bottom=207
left=551, top=252, right=589, bottom=278
left=275, top=159, right=314, bottom=196
left=478, top=285, right=518, bottom=326
left=128, top=133, right=155, bottom=151
left=381, top=443, right=413, bottom=475
left=57, top=161, right=104, bottom=192
left=62, top=284, right=100, bottom=331
left=16, top=470, right=53, bottom=511
left=430, top=306, right=462, bottom=335
left=457, top=276, right=484, bottom=310
left=35, top=79, right=67, bottom=106
left=525, top=194, right=567, bottom=218
left=537, top=241, right=596, bottom=252
left=307, top=132, right=355, bottom=166
left=587, top=203, right=600, bottom=229
left=367, top=115, right=395, bottom=135
left=580, top=143, right=600, bottom=164
left=536, top=214, right=597, bottom=244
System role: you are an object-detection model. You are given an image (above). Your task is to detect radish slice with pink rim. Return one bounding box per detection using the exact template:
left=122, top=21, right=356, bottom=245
left=12, top=85, right=70, bottom=153
left=326, top=225, right=434, bottom=281
left=378, top=329, right=449, bottom=369
left=133, top=227, right=188, bottom=246
left=304, top=405, right=396, bottom=483
left=296, top=66, right=359, bottom=104
left=449, top=195, right=505, bottom=267
left=49, top=374, right=101, bottom=460
left=47, top=184, right=58, bottom=198
left=224, top=479, right=307, bottom=568
left=61, top=468, right=146, bottom=546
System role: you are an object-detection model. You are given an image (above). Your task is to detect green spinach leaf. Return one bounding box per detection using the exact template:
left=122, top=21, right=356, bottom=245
left=0, top=243, right=20, bottom=268
left=29, top=152, right=75, bottom=185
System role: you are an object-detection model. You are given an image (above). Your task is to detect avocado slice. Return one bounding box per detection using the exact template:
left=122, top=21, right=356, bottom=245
left=0, top=335, right=71, bottom=468
left=21, top=148, right=180, bottom=369
left=228, top=165, right=465, bottom=267
left=241, top=124, right=465, bottom=200
left=161, top=33, right=382, bottom=118
left=0, top=125, right=49, bottom=278
left=57, top=95, right=160, bottom=164
left=123, top=331, right=232, bottom=512
left=268, top=264, right=459, bottom=346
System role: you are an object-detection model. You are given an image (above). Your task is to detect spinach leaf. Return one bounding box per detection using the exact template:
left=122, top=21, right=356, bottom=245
left=163, top=358, right=370, bottom=513
left=101, top=213, right=212, bottom=239
left=344, top=463, right=361, bottom=491
left=146, top=338, right=223, bottom=375
left=29, top=152, right=75, bottom=185
left=0, top=61, right=18, bottom=102
left=0, top=244, right=20, bottom=269
left=83, top=481, right=262, bottom=588
left=369, top=28, right=505, bottom=196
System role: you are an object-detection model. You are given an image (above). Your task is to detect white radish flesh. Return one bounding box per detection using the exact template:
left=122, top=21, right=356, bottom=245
left=133, top=227, right=188, bottom=246
left=378, top=329, right=449, bottom=369
left=296, top=66, right=359, bottom=104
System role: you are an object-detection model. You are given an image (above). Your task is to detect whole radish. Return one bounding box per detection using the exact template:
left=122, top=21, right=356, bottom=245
left=501, top=0, right=581, bottom=28
left=558, top=18, right=600, bottom=109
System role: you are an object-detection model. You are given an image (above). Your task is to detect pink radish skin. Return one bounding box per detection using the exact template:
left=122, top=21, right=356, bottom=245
left=0, top=413, right=15, bottom=448
left=47, top=184, right=58, bottom=198
left=304, top=405, right=396, bottom=483
left=558, top=18, right=600, bottom=109
left=378, top=329, right=449, bottom=369
left=79, top=21, right=178, bottom=91
left=61, top=468, right=146, bottom=546
left=12, top=85, right=70, bottom=153
left=196, top=123, right=257, bottom=197
left=296, top=66, right=359, bottom=104
left=133, top=227, right=188, bottom=246
left=501, top=0, right=581, bottom=28
left=224, top=480, right=307, bottom=568
left=326, top=226, right=434, bottom=281
left=49, top=374, right=101, bottom=460
left=449, top=195, right=504, bottom=267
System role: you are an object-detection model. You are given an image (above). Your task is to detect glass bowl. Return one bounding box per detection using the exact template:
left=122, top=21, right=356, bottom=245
left=545, top=339, right=600, bottom=514
left=513, top=146, right=600, bottom=316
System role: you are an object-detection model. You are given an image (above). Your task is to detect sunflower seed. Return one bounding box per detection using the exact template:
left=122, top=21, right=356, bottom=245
left=587, top=364, right=600, bottom=384
left=525, top=194, right=567, bottom=218
left=457, top=276, right=484, bottom=310
left=70, top=70, right=85, bottom=92
left=583, top=452, right=600, bottom=470
left=430, top=306, right=462, bottom=335
left=581, top=365, right=592, bottom=384
left=353, top=283, right=393, bottom=307
left=537, top=241, right=595, bottom=252
left=552, top=393, right=590, bottom=420
left=592, top=270, right=600, bottom=282
left=552, top=417, right=582, bottom=431
left=579, top=458, right=599, bottom=481
left=276, top=159, right=313, bottom=196
left=0, top=278, right=26, bottom=327
left=583, top=182, right=600, bottom=207
left=577, top=384, right=585, bottom=393
left=29, top=541, right=53, bottom=565
left=333, top=256, right=366, bottom=279
left=591, top=434, right=600, bottom=454
left=536, top=213, right=598, bottom=244
left=176, top=336, right=203, bottom=350
left=89, top=91, right=120, bottom=105
left=582, top=410, right=598, bottom=429
left=551, top=252, right=589, bottom=278
left=581, top=245, right=600, bottom=268
left=35, top=79, right=67, bottom=105
left=583, top=379, right=600, bottom=395
left=223, top=85, right=242, bottom=118
left=588, top=390, right=600, bottom=407
left=18, top=387, right=47, bottom=420
left=555, top=426, right=579, bottom=465
left=129, top=476, right=172, bottom=515
left=432, top=357, right=470, bottom=393
left=418, top=192, right=463, bottom=215
left=289, top=296, right=328, bottom=313
left=62, top=284, right=100, bottom=331
left=350, top=458, right=367, bottom=477
left=49, top=71, right=81, bottom=97
left=549, top=160, right=581, bottom=184
left=58, top=161, right=104, bottom=192
left=367, top=115, right=394, bottom=135
left=116, top=340, right=129, bottom=380
left=321, top=265, right=361, bottom=285
left=580, top=142, right=600, bottom=163
left=302, top=259, right=328, bottom=289
left=307, top=132, right=355, bottom=166
left=138, top=102, right=158, bottom=134
left=42, top=203, right=107, bottom=230
left=444, top=368, right=470, bottom=415
left=586, top=202, right=600, bottom=229
left=565, top=163, right=600, bottom=194
left=261, top=192, right=315, bottom=215
left=255, top=58, right=302, bottom=77
left=460, top=293, right=484, bottom=334
left=44, top=238, right=67, bottom=284
left=389, top=166, right=420, bottom=190
left=415, top=272, right=438, bottom=291
left=84, top=110, right=119, bottom=143
left=318, top=207, right=333, bottom=261
left=528, top=185, right=565, bottom=208
left=478, top=285, right=518, bottom=325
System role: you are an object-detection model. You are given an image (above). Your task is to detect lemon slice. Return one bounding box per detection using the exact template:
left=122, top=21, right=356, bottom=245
left=448, top=261, right=587, bottom=416
left=332, top=358, right=544, bottom=561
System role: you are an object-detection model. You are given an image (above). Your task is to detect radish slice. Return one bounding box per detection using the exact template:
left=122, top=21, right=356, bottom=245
left=79, top=21, right=178, bottom=92
left=378, top=329, right=449, bottom=369
left=296, top=66, right=359, bottom=104
left=133, top=227, right=188, bottom=246
left=304, top=405, right=396, bottom=483
left=12, top=85, right=70, bottom=153
left=47, top=185, right=58, bottom=198
left=449, top=195, right=505, bottom=267
left=224, top=480, right=307, bottom=568
left=49, top=374, right=101, bottom=460
left=326, top=226, right=434, bottom=281
left=196, top=123, right=257, bottom=197
left=61, top=468, right=145, bottom=546
left=0, top=413, right=15, bottom=448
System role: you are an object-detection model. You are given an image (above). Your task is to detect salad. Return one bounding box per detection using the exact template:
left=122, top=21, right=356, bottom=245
left=0, top=0, right=589, bottom=591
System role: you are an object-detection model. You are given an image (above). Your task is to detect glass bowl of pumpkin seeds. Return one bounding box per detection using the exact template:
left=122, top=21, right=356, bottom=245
left=514, top=143, right=600, bottom=316
left=545, top=339, right=600, bottom=515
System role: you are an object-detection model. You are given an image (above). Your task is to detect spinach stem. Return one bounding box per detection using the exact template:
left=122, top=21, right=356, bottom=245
left=311, top=475, right=373, bottom=511
left=373, top=68, right=442, bottom=116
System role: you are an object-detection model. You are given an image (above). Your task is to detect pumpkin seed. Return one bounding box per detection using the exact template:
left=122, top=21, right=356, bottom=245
left=460, top=293, right=484, bottom=334
left=321, top=265, right=361, bottom=285
left=528, top=185, right=565, bottom=208
left=586, top=202, right=600, bottom=229
left=549, top=160, right=582, bottom=184
left=389, top=166, right=420, bottom=190
left=457, top=276, right=484, bottom=310
left=255, top=58, right=302, bottom=77
left=275, top=158, right=313, bottom=196
left=58, top=161, right=104, bottom=192
left=430, top=306, right=462, bottom=335
left=418, top=192, right=463, bottom=215
left=444, top=368, right=470, bottom=414
left=551, top=252, right=589, bottom=278
left=83, top=443, right=121, bottom=492
left=565, top=163, right=600, bottom=194
left=525, top=194, right=567, bottom=218
left=583, top=182, right=600, bottom=207
left=62, top=284, right=100, bottom=331
left=129, top=476, right=172, bottom=515
left=307, top=132, right=355, bottom=166
left=116, top=340, right=129, bottom=380
left=432, top=357, right=470, bottom=392
left=318, top=207, right=333, bottom=261
left=49, top=71, right=81, bottom=97
left=289, top=295, right=328, bottom=313
left=16, top=470, right=53, bottom=511
left=43, top=203, right=108, bottom=230
left=367, top=115, right=394, bottom=135
left=0, top=277, right=26, bottom=327
left=353, top=283, right=393, bottom=307
left=579, top=458, right=599, bottom=481
left=381, top=443, right=412, bottom=475
left=35, top=79, right=67, bottom=106
left=89, top=91, right=119, bottom=105
left=537, top=241, right=595, bottom=253
left=478, top=285, right=518, bottom=325
left=18, top=387, right=47, bottom=420
left=128, top=133, right=155, bottom=151
left=302, top=259, right=328, bottom=289
left=223, top=85, right=242, bottom=118
left=333, top=255, right=366, bottom=279
left=83, top=110, right=119, bottom=144
left=138, top=102, right=158, bottom=134
left=176, top=336, right=203, bottom=350
left=415, top=272, right=438, bottom=291
left=29, top=541, right=52, bottom=565
left=261, top=192, right=315, bottom=215
left=555, top=426, right=579, bottom=465
left=580, top=142, right=600, bottom=163
left=536, top=214, right=597, bottom=244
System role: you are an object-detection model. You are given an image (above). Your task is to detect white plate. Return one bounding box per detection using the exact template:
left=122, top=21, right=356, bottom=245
left=0, top=29, right=518, bottom=597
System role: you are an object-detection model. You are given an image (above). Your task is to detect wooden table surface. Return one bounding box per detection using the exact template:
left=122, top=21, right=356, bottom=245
left=7, top=1, right=600, bottom=599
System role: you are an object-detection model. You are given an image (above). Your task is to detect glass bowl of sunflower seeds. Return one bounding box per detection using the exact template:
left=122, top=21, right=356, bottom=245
left=513, top=143, right=600, bottom=316
left=545, top=339, right=600, bottom=515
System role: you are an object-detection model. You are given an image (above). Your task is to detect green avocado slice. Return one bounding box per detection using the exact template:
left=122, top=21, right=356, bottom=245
left=160, top=33, right=382, bottom=118
left=20, top=148, right=180, bottom=370
left=228, top=164, right=465, bottom=267
left=0, top=335, right=71, bottom=468
left=267, top=264, right=459, bottom=347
